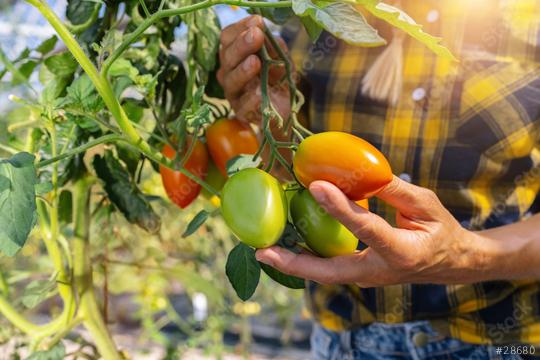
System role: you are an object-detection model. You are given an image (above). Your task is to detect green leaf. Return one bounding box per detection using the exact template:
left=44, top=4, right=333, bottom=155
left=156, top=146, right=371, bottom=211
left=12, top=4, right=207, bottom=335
left=44, top=52, right=78, bottom=78
left=225, top=243, right=261, bottom=301
left=67, top=0, right=97, bottom=25
left=36, top=36, right=58, bottom=55
left=0, top=152, right=37, bottom=257
left=27, top=343, right=65, bottom=360
left=0, top=47, right=32, bottom=86
left=194, top=8, right=221, bottom=73
left=260, top=263, right=305, bottom=289
left=21, top=278, right=58, bottom=309
left=35, top=182, right=53, bottom=195
left=182, top=210, right=209, bottom=238
left=254, top=7, right=295, bottom=25
left=63, top=74, right=104, bottom=113
left=226, top=155, right=262, bottom=177
left=292, top=0, right=385, bottom=46
left=301, top=16, right=324, bottom=42
left=93, top=151, right=161, bottom=234
left=109, top=58, right=139, bottom=79
left=352, top=0, right=457, bottom=60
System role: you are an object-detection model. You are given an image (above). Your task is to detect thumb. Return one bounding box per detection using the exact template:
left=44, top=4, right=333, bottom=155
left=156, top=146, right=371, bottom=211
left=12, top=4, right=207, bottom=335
left=309, top=181, right=397, bottom=254
left=375, top=176, right=442, bottom=219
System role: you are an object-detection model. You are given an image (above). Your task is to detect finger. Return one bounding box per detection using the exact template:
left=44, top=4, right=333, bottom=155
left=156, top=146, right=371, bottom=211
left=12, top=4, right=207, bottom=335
left=376, top=176, right=443, bottom=219
left=220, top=15, right=263, bottom=48
left=221, top=54, right=261, bottom=98
left=221, top=26, right=265, bottom=72
left=309, top=181, right=398, bottom=254
left=255, top=246, right=375, bottom=285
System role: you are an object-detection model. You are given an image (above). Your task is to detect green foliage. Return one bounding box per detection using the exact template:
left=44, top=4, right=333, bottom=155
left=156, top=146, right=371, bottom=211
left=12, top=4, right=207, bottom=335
left=225, top=243, right=261, bottom=301
left=0, top=153, right=37, bottom=257
left=226, top=155, right=262, bottom=177
left=293, top=0, right=385, bottom=46
left=21, top=278, right=58, bottom=309
left=260, top=263, right=305, bottom=289
left=351, top=0, right=456, bottom=60
left=93, top=150, right=161, bottom=233
left=27, top=343, right=65, bottom=360
left=182, top=210, right=210, bottom=238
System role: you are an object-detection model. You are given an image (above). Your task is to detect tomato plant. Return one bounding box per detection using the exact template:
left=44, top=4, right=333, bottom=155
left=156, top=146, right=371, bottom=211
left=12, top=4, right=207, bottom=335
left=221, top=168, right=288, bottom=249
left=293, top=132, right=393, bottom=201
left=0, top=0, right=452, bottom=357
left=160, top=138, right=209, bottom=208
left=206, top=118, right=259, bottom=176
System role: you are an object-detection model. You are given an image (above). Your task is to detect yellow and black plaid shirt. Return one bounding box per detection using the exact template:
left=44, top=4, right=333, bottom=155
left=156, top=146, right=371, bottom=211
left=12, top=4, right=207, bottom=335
left=282, top=0, right=540, bottom=346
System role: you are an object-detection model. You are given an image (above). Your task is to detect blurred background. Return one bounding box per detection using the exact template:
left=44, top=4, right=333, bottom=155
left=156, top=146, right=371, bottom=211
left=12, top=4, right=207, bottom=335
left=0, top=1, right=311, bottom=359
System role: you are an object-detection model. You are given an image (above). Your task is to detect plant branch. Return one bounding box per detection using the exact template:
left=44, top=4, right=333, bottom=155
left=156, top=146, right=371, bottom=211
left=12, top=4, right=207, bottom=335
left=37, top=134, right=125, bottom=168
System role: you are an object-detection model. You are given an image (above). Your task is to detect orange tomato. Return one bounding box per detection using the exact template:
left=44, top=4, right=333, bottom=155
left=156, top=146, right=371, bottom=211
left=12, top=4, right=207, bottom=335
left=293, top=132, right=392, bottom=201
left=160, top=138, right=209, bottom=208
left=206, top=118, right=259, bottom=177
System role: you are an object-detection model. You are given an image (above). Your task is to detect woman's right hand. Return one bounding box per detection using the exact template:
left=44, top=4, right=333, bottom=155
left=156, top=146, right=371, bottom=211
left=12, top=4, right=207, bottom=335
left=217, top=15, right=292, bottom=126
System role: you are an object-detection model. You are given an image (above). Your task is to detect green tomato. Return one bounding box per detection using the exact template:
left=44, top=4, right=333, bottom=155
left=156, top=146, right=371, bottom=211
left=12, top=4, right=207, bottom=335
left=221, top=168, right=288, bottom=248
left=290, top=189, right=358, bottom=257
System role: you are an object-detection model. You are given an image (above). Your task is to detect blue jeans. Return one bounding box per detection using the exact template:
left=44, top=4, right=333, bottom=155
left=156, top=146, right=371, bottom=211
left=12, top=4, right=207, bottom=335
left=311, top=321, right=526, bottom=360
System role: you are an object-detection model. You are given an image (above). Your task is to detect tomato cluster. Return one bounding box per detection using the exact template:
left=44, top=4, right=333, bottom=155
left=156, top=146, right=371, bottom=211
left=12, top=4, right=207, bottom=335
left=161, top=127, right=392, bottom=258
left=159, top=118, right=258, bottom=209
left=220, top=132, right=392, bottom=256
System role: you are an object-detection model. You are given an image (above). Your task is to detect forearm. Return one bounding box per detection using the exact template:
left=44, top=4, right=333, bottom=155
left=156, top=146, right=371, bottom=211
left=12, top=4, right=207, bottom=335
left=475, top=213, right=540, bottom=280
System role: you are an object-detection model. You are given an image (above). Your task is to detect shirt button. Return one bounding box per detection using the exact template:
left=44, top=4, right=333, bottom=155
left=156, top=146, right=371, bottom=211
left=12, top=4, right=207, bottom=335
left=412, top=87, right=426, bottom=102
left=426, top=9, right=440, bottom=23
left=412, top=332, right=429, bottom=347
left=399, top=173, right=412, bottom=183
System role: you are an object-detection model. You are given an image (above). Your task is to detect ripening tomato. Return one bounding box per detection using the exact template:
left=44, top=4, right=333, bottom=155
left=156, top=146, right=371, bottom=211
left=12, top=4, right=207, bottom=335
left=206, top=118, right=259, bottom=177
left=160, top=138, right=209, bottom=209
left=290, top=189, right=362, bottom=258
left=221, top=168, right=287, bottom=248
left=293, top=132, right=393, bottom=201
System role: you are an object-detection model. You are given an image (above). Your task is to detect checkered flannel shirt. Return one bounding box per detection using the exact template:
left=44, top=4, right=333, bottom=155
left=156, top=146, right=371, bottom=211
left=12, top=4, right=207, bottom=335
left=282, top=0, right=540, bottom=345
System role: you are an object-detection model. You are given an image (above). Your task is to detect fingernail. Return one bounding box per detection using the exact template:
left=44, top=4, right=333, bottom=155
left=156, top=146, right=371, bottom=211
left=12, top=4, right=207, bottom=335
left=242, top=56, right=253, bottom=71
left=245, top=28, right=255, bottom=44
left=248, top=16, right=261, bottom=27
left=310, top=184, right=328, bottom=204
left=255, top=251, right=273, bottom=266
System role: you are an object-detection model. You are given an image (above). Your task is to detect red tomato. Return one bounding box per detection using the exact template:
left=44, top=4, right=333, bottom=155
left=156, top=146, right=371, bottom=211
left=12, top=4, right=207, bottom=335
left=160, top=138, right=209, bottom=208
left=293, top=132, right=392, bottom=201
left=206, top=118, right=259, bottom=177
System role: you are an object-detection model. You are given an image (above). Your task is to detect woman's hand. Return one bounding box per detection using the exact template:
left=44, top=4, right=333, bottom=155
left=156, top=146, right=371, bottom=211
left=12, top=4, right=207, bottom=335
left=217, top=15, right=292, bottom=125
left=256, top=176, right=540, bottom=287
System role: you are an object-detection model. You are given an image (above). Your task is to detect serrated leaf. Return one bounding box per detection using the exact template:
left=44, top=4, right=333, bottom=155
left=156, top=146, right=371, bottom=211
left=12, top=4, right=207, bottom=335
left=67, top=0, right=97, bottom=25
left=352, top=0, right=456, bottom=60
left=27, top=343, right=65, bottom=360
left=109, top=58, right=139, bottom=79
left=93, top=151, right=161, bottom=233
left=260, top=263, right=305, bottom=289
left=0, top=152, right=37, bottom=257
left=36, top=36, right=58, bottom=55
left=225, top=243, right=261, bottom=301
left=21, top=278, right=58, bottom=309
left=292, top=0, right=385, bottom=46
left=182, top=210, right=209, bottom=238
left=226, top=155, right=262, bottom=177
left=253, top=7, right=294, bottom=25
left=44, top=52, right=78, bottom=78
